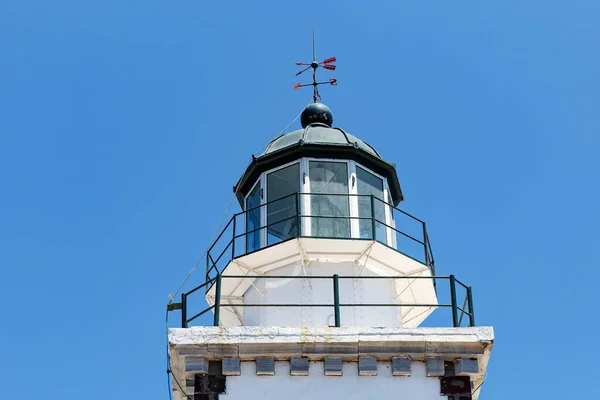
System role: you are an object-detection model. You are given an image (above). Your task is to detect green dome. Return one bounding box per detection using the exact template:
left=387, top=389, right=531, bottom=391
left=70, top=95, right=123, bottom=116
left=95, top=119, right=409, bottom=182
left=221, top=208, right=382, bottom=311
left=234, top=122, right=403, bottom=207
left=262, top=124, right=382, bottom=159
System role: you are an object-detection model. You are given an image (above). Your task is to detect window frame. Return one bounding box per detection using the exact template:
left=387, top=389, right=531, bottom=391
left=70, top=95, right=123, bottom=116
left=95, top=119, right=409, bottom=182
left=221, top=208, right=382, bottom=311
left=264, top=161, right=302, bottom=246
left=244, top=160, right=303, bottom=248
left=243, top=177, right=264, bottom=252
left=353, top=163, right=395, bottom=245
left=305, top=158, right=352, bottom=238
left=243, top=157, right=397, bottom=249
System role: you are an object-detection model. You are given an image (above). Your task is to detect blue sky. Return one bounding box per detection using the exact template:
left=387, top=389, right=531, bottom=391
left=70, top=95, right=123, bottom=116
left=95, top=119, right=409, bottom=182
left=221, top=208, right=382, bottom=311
left=1, top=1, right=599, bottom=398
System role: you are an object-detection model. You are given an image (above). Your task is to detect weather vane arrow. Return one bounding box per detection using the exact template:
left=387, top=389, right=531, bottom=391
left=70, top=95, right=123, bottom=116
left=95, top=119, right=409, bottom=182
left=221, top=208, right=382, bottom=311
left=293, top=29, right=337, bottom=103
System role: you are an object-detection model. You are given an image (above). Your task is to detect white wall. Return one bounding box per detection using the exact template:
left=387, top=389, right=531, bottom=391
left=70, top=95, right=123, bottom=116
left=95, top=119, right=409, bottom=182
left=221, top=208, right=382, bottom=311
left=243, top=261, right=402, bottom=327
left=223, top=361, right=440, bottom=400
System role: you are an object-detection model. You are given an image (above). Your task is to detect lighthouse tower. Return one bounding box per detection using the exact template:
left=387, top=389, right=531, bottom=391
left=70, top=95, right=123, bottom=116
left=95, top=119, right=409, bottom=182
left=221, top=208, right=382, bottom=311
left=167, top=44, right=493, bottom=400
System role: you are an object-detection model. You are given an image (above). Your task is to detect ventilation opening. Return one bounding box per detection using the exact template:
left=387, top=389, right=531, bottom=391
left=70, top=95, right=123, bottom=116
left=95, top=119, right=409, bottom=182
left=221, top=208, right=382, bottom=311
left=194, top=361, right=226, bottom=400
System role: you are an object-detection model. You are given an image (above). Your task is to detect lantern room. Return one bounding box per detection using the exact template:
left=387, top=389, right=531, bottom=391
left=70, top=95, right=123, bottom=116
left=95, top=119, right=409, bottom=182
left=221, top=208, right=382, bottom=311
left=234, top=103, right=406, bottom=254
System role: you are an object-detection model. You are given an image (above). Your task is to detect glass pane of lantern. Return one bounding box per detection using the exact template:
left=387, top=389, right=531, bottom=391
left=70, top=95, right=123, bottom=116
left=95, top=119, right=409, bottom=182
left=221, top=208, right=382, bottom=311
left=245, top=182, right=262, bottom=253
left=266, top=163, right=300, bottom=245
left=356, top=166, right=386, bottom=244
left=309, top=161, right=350, bottom=238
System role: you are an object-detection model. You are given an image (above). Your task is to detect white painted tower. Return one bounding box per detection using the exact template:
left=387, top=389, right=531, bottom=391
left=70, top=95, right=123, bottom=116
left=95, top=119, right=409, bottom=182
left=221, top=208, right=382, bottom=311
left=168, top=50, right=493, bottom=400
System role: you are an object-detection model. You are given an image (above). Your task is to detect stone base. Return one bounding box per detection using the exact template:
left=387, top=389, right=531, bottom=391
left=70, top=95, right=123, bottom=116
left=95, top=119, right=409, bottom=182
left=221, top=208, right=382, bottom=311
left=169, top=326, right=493, bottom=400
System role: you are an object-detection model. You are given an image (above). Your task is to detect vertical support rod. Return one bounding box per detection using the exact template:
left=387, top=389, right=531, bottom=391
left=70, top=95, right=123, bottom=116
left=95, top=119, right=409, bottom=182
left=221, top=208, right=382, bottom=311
left=205, top=252, right=210, bottom=283
left=296, top=192, right=301, bottom=237
left=181, top=293, right=188, bottom=328
left=333, top=274, right=341, bottom=327
left=423, top=222, right=430, bottom=266
left=449, top=275, right=459, bottom=327
left=370, top=194, right=376, bottom=241
left=467, top=286, right=476, bottom=327
left=232, top=215, right=236, bottom=260
left=214, top=274, right=222, bottom=327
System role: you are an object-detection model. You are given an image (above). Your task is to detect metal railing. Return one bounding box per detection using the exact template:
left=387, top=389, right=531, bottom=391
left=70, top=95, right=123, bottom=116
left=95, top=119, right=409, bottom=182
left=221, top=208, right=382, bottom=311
left=205, top=192, right=435, bottom=284
left=178, top=274, right=475, bottom=329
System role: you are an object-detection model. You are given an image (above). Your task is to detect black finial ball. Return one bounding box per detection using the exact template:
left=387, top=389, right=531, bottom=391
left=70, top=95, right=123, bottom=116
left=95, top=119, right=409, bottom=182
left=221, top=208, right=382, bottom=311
left=301, top=103, right=334, bottom=128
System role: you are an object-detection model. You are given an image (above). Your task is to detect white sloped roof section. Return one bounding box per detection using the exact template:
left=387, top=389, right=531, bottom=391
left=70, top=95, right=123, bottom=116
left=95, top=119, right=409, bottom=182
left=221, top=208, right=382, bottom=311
left=206, top=238, right=438, bottom=328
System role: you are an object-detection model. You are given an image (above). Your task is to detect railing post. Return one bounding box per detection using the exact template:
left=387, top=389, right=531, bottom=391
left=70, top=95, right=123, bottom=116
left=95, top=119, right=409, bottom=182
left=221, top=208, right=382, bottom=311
left=232, top=215, right=236, bottom=259
left=370, top=194, right=376, bottom=241
left=205, top=253, right=210, bottom=282
left=449, top=275, right=459, bottom=327
left=296, top=192, right=301, bottom=237
left=467, top=286, right=476, bottom=327
left=422, top=222, right=429, bottom=266
left=181, top=293, right=188, bottom=328
left=333, top=274, right=341, bottom=327
left=214, top=274, right=222, bottom=327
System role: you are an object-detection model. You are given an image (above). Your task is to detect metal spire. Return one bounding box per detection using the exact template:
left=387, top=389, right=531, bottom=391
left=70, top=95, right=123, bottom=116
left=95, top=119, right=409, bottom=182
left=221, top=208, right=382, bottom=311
left=313, top=27, right=317, bottom=64
left=294, top=30, right=337, bottom=103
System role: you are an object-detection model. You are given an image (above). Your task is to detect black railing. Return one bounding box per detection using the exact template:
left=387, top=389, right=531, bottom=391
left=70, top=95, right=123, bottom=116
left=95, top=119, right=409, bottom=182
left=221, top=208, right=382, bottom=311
left=205, top=192, right=435, bottom=283
left=178, top=274, right=475, bottom=329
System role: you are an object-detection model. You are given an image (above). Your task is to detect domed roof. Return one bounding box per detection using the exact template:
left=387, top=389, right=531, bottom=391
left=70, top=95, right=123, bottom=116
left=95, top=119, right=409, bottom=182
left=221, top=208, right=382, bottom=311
left=261, top=124, right=383, bottom=159
left=234, top=122, right=403, bottom=207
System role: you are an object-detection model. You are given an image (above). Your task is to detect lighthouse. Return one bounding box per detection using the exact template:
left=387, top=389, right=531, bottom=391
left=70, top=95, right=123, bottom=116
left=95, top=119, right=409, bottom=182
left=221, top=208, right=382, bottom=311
left=167, top=40, right=494, bottom=400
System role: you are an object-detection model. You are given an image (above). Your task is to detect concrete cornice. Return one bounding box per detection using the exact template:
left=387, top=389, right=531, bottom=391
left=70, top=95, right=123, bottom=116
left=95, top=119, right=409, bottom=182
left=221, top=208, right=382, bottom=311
left=169, top=326, right=494, bottom=361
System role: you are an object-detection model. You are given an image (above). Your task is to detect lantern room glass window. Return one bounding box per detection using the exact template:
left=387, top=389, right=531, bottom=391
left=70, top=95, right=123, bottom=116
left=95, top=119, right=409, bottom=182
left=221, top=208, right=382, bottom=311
left=356, top=166, right=387, bottom=244
left=266, top=163, right=300, bottom=246
left=308, top=161, right=350, bottom=238
left=243, top=158, right=395, bottom=252
left=245, top=182, right=261, bottom=253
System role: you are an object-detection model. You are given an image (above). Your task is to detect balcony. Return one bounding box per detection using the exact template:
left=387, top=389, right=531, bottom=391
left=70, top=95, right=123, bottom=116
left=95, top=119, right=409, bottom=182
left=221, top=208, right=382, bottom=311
left=178, top=273, right=475, bottom=329
left=166, top=193, right=476, bottom=330
left=205, top=192, right=435, bottom=282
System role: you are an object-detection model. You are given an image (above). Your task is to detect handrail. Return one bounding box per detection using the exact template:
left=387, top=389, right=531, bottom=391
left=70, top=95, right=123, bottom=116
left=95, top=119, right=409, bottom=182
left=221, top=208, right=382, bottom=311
left=374, top=217, right=426, bottom=246
left=206, top=216, right=234, bottom=257
left=166, top=193, right=473, bottom=331
left=241, top=191, right=297, bottom=215
left=233, top=214, right=298, bottom=239
left=222, top=274, right=450, bottom=279
left=371, top=195, right=426, bottom=224
left=205, top=191, right=437, bottom=293
left=177, top=274, right=475, bottom=329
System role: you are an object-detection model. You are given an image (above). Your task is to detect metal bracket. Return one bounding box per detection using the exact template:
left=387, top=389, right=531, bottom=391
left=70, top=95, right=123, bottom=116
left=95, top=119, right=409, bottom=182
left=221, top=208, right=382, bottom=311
left=297, top=238, right=310, bottom=279
left=233, top=260, right=265, bottom=275
left=354, top=241, right=374, bottom=282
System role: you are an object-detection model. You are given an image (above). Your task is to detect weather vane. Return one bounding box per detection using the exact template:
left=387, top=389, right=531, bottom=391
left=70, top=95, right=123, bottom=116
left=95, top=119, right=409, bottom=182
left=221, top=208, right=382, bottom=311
left=293, top=30, right=337, bottom=103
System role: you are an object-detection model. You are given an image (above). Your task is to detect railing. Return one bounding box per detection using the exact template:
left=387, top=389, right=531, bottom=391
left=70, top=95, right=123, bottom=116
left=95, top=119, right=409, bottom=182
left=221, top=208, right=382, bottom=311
left=205, top=192, right=436, bottom=284
left=177, top=274, right=475, bottom=329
